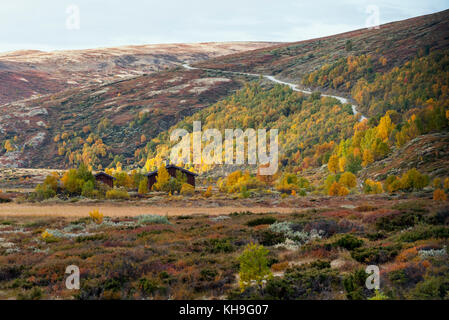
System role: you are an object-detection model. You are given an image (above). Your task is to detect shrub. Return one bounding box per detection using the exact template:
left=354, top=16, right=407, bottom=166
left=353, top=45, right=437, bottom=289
left=238, top=243, right=272, bottom=292
left=433, top=178, right=442, bottom=189
left=41, top=230, right=58, bottom=243
left=32, top=183, right=56, bottom=201
left=329, top=182, right=349, bottom=196
left=363, top=179, right=383, bottom=194
left=180, top=183, right=195, bottom=196
left=137, top=215, right=170, bottom=225
left=410, top=277, right=449, bottom=299
left=246, top=217, right=277, bottom=227
left=138, top=277, right=162, bottom=296
left=113, top=171, right=133, bottom=189
left=333, top=234, right=364, bottom=250
left=61, top=165, right=95, bottom=196
left=105, top=189, right=130, bottom=200
left=339, top=172, right=357, bottom=189
left=254, top=230, right=286, bottom=246
left=138, top=178, right=148, bottom=195
left=433, top=189, right=447, bottom=201
left=89, top=209, right=104, bottom=224
left=203, top=186, right=212, bottom=198
left=400, top=169, right=429, bottom=191
left=398, top=226, right=449, bottom=242
left=263, top=265, right=339, bottom=300
left=207, top=238, right=234, bottom=253
left=343, top=268, right=370, bottom=300
left=43, top=174, right=59, bottom=192
left=376, top=212, right=423, bottom=231
left=81, top=180, right=95, bottom=198
left=219, top=170, right=263, bottom=194
left=351, top=245, right=400, bottom=264
left=384, top=169, right=429, bottom=193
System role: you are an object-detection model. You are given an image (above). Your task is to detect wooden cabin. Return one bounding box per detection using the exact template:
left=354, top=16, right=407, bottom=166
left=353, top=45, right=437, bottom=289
left=146, top=165, right=198, bottom=190
left=94, top=172, right=116, bottom=188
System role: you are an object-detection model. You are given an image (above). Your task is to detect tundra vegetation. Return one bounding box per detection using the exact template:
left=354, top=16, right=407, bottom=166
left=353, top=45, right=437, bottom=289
left=1, top=199, right=448, bottom=300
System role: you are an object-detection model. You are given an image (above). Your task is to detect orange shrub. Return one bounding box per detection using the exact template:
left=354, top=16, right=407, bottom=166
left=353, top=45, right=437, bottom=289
left=271, top=262, right=289, bottom=272
left=433, top=189, right=447, bottom=201
left=329, top=182, right=349, bottom=196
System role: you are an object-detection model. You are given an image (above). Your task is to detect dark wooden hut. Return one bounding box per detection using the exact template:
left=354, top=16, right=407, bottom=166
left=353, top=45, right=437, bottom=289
left=94, top=172, right=116, bottom=188
left=146, top=165, right=198, bottom=190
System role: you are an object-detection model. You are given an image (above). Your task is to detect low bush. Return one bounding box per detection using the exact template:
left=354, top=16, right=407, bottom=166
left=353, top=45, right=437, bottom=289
left=105, top=189, right=130, bottom=200
left=137, top=215, right=170, bottom=225
left=398, top=226, right=449, bottom=242
left=333, top=234, right=364, bottom=250
left=246, top=217, right=277, bottom=227
left=254, top=230, right=286, bottom=246
left=351, top=245, right=400, bottom=264
left=180, top=183, right=195, bottom=196
left=376, top=212, right=423, bottom=231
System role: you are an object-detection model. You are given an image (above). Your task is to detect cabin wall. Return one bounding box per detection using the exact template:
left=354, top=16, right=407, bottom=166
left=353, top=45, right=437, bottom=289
left=95, top=175, right=113, bottom=188
left=147, top=169, right=195, bottom=190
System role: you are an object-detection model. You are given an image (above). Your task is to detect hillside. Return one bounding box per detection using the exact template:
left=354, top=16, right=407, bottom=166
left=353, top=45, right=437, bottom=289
left=196, top=10, right=449, bottom=85
left=0, top=42, right=276, bottom=105
left=1, top=10, right=448, bottom=175
left=0, top=67, right=255, bottom=168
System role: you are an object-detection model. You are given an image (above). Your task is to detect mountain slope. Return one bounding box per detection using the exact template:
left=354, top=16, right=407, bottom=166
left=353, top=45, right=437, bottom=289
left=0, top=67, right=254, bottom=168
left=0, top=42, right=276, bottom=105
left=196, top=10, right=449, bottom=83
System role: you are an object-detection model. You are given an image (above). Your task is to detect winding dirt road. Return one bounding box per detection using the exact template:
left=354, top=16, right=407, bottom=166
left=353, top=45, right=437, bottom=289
left=183, top=63, right=367, bottom=121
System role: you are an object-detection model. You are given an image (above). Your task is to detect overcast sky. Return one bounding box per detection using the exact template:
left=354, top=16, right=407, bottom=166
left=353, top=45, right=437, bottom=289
left=1, top=0, right=448, bottom=53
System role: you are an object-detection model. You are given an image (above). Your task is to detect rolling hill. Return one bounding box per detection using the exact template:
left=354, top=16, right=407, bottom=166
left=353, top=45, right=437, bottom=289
left=0, top=42, right=276, bottom=105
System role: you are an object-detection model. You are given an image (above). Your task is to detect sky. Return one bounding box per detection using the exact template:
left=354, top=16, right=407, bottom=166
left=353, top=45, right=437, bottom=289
left=1, top=0, right=448, bottom=53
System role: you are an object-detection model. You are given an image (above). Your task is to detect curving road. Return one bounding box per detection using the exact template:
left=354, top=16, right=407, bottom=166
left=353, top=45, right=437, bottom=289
left=182, top=63, right=367, bottom=121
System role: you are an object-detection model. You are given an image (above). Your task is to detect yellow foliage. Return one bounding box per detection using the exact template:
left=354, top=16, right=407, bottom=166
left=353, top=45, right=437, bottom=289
left=153, top=165, right=170, bottom=191
left=327, top=155, right=339, bottom=174
left=41, top=230, right=53, bottom=240
left=203, top=186, right=212, bottom=198
left=364, top=179, right=383, bottom=194
left=338, top=157, right=347, bottom=172
left=138, top=178, right=148, bottom=195
left=362, top=149, right=374, bottom=167
left=339, top=172, right=357, bottom=189
left=180, top=183, right=195, bottom=196
left=329, top=182, right=349, bottom=196
left=433, top=178, right=442, bottom=189
left=89, top=209, right=104, bottom=224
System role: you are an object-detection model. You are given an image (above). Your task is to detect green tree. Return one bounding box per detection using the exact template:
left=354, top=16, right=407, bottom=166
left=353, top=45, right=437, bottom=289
left=238, top=243, right=272, bottom=292
left=138, top=178, right=149, bottom=195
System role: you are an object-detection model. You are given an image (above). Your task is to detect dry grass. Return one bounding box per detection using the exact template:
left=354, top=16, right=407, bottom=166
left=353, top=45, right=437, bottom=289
left=0, top=203, right=297, bottom=217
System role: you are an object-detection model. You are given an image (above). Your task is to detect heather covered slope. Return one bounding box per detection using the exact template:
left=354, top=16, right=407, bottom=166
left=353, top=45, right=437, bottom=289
left=0, top=42, right=276, bottom=105
left=196, top=10, right=449, bottom=83
left=0, top=67, right=253, bottom=168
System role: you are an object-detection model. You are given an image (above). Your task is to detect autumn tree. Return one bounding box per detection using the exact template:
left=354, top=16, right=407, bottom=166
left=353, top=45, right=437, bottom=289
left=153, top=165, right=171, bottom=192
left=339, top=172, right=357, bottom=189
left=328, top=155, right=339, bottom=174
